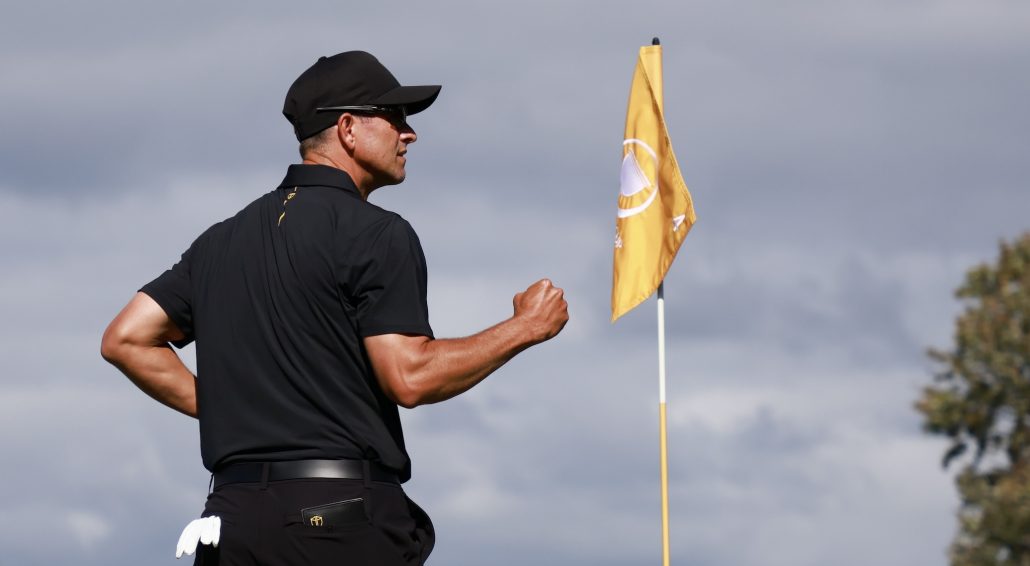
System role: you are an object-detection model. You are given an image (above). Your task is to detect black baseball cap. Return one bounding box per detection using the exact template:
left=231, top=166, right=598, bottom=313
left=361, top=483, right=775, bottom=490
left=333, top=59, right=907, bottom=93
left=283, top=51, right=441, bottom=141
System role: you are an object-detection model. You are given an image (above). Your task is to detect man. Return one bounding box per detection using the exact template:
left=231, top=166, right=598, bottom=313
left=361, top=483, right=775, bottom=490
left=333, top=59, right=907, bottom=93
left=101, top=51, right=569, bottom=566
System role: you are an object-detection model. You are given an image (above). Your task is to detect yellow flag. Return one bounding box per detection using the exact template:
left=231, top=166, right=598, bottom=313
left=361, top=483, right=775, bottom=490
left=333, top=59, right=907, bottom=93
left=611, top=45, right=697, bottom=322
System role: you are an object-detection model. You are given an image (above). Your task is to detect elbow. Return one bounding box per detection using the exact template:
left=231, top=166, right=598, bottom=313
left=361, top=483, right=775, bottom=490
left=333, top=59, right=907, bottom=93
left=100, top=321, right=130, bottom=366
left=380, top=371, right=433, bottom=409
left=395, top=397, right=421, bottom=410
left=388, top=381, right=426, bottom=409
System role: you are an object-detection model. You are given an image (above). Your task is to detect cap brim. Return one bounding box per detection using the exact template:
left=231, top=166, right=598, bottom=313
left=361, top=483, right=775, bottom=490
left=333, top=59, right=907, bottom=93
left=372, top=85, right=441, bottom=115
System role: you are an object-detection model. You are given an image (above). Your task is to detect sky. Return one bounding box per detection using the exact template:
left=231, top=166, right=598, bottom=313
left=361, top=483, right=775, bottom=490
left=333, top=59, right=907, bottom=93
left=2, top=0, right=1029, bottom=564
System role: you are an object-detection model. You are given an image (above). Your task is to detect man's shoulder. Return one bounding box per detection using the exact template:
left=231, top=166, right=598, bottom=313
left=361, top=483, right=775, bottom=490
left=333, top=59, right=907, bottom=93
left=322, top=195, right=413, bottom=239
left=186, top=190, right=276, bottom=251
left=356, top=207, right=420, bottom=244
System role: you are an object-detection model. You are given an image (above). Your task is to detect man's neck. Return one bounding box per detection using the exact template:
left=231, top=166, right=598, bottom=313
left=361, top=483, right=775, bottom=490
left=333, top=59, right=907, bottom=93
left=301, top=155, right=374, bottom=200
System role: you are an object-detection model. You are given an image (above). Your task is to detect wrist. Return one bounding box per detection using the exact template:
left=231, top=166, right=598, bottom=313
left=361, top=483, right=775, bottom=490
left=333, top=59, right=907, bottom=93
left=506, top=314, right=544, bottom=347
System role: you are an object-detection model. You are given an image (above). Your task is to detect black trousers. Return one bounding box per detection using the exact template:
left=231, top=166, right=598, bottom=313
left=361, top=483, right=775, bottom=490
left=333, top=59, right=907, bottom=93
left=193, top=477, right=434, bottom=566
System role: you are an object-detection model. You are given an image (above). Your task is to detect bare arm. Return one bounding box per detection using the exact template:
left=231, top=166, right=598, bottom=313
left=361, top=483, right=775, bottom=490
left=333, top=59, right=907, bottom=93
left=364, top=279, right=569, bottom=408
left=101, top=292, right=198, bottom=418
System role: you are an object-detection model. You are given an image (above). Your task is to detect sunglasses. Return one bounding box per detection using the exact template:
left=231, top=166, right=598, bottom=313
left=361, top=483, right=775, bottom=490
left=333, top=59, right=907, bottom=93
left=315, top=105, right=408, bottom=128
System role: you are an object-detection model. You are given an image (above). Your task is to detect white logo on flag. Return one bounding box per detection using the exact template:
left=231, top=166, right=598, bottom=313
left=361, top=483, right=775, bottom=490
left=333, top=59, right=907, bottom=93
left=618, top=139, right=659, bottom=218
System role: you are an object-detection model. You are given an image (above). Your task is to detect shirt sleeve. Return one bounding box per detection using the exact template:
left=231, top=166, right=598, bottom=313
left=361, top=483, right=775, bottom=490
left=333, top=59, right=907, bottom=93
left=139, top=244, right=196, bottom=348
left=348, top=215, right=433, bottom=339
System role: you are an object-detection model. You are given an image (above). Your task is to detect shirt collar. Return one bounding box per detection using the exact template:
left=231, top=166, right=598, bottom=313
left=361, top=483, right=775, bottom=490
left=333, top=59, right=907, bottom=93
left=278, top=164, right=360, bottom=196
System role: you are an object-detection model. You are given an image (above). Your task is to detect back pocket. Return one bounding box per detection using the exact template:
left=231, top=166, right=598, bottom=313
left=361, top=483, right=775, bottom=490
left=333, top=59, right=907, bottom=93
left=299, top=497, right=367, bottom=528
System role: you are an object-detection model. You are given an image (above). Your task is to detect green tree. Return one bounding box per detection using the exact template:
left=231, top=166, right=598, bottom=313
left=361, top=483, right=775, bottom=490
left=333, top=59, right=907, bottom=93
left=917, top=233, right=1030, bottom=565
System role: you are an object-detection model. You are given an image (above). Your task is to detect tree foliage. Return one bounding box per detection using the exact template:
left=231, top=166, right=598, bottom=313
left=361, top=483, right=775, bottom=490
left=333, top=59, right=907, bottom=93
left=916, top=233, right=1030, bottom=565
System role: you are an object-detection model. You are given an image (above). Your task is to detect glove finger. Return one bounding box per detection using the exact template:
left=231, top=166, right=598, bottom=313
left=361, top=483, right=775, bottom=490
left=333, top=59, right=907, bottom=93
left=175, top=522, right=193, bottom=558
left=199, top=517, right=218, bottom=545
left=183, top=522, right=201, bottom=556
left=210, top=516, right=221, bottom=547
left=176, top=520, right=202, bottom=558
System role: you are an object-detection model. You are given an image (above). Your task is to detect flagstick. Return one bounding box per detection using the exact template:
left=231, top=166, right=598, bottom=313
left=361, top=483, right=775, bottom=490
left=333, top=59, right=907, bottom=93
left=657, top=280, right=671, bottom=566
left=651, top=34, right=672, bottom=566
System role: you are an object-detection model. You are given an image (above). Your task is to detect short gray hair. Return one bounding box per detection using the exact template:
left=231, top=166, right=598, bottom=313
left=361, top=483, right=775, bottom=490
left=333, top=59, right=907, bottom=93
left=298, top=126, right=337, bottom=158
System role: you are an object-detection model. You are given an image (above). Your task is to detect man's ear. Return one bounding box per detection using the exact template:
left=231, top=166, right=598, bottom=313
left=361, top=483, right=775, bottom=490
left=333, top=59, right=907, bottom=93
left=336, top=114, right=357, bottom=152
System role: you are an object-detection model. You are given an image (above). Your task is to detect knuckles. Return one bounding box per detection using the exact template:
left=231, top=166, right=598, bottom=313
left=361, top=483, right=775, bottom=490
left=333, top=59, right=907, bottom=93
left=515, top=280, right=568, bottom=318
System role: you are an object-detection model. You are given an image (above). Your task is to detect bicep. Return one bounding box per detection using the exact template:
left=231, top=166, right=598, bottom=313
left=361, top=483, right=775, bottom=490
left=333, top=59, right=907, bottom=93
left=105, top=292, right=186, bottom=347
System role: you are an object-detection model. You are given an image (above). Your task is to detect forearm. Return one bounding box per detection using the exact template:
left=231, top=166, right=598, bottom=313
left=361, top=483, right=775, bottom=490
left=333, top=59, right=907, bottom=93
left=397, top=317, right=534, bottom=407
left=367, top=278, right=569, bottom=408
left=103, top=342, right=198, bottom=418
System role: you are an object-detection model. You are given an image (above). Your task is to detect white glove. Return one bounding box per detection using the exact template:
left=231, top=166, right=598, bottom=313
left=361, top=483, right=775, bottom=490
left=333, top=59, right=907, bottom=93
left=175, top=516, right=221, bottom=559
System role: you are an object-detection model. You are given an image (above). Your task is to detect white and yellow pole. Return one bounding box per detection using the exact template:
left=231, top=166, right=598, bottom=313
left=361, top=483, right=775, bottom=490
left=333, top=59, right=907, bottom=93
left=657, top=280, right=671, bottom=566
left=651, top=36, right=672, bottom=566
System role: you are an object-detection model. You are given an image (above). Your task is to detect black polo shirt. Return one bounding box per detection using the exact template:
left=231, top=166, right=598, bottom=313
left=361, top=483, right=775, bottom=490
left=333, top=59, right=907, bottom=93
left=141, top=164, right=432, bottom=481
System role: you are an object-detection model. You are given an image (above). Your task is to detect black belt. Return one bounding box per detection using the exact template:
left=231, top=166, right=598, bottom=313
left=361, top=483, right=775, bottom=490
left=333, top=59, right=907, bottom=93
left=212, top=459, right=399, bottom=489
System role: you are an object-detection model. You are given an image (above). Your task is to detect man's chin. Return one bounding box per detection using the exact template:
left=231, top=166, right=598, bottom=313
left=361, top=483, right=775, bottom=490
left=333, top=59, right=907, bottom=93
left=376, top=172, right=406, bottom=188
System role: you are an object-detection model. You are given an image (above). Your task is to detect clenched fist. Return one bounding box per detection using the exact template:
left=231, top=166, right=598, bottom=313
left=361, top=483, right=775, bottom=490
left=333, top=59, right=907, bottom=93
left=512, top=279, right=569, bottom=344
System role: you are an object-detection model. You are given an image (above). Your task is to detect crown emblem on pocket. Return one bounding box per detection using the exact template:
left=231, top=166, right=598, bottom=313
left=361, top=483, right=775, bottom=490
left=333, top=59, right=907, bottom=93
left=309, top=515, right=323, bottom=526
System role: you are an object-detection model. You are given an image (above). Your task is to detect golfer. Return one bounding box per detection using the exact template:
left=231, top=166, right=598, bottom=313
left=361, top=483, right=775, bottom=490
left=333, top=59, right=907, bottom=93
left=101, top=50, right=569, bottom=565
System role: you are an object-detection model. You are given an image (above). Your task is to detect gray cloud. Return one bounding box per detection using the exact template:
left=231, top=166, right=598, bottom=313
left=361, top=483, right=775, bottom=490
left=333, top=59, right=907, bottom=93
left=3, top=0, right=1027, bottom=564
